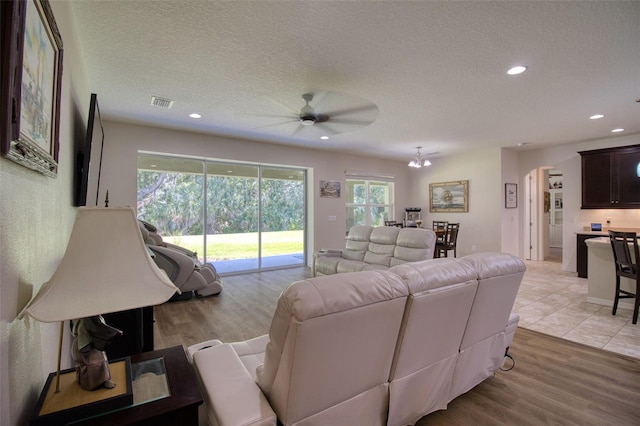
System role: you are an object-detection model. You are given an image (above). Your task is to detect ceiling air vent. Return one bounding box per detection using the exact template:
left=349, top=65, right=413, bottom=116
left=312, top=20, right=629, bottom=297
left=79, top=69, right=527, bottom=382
left=151, top=96, right=174, bottom=109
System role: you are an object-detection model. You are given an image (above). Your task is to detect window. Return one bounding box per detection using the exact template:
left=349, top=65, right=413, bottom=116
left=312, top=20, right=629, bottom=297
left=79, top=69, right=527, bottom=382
left=345, top=177, right=394, bottom=229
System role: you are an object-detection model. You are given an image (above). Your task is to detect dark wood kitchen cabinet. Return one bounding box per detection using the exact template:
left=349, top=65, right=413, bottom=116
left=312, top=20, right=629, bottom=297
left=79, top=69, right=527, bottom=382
left=580, top=144, right=640, bottom=209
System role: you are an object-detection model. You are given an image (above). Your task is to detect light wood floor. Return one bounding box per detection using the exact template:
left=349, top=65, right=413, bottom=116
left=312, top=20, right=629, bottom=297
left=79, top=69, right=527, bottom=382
left=154, top=265, right=640, bottom=425
left=154, top=267, right=308, bottom=349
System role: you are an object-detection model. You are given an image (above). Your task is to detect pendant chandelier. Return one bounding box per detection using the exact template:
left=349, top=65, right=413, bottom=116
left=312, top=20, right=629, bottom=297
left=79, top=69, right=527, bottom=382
left=408, top=146, right=431, bottom=168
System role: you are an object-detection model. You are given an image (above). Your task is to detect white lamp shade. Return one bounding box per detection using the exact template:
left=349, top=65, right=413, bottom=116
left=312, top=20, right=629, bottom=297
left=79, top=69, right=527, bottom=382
left=22, top=207, right=179, bottom=322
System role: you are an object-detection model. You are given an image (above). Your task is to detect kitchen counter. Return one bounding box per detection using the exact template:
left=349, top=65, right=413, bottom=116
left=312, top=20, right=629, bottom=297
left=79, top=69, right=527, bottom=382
left=575, top=227, right=640, bottom=278
left=578, top=226, right=640, bottom=235
left=585, top=237, right=636, bottom=310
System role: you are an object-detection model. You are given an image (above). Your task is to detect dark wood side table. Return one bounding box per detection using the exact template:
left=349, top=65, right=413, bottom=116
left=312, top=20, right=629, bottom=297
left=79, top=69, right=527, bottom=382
left=77, top=345, right=203, bottom=425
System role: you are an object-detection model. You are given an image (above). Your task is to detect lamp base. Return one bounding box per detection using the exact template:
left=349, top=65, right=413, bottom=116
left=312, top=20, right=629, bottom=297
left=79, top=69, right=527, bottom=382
left=30, top=357, right=133, bottom=425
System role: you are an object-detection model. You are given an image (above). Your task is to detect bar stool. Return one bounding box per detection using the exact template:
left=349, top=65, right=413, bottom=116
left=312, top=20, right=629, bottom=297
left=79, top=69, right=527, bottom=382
left=608, top=230, right=639, bottom=324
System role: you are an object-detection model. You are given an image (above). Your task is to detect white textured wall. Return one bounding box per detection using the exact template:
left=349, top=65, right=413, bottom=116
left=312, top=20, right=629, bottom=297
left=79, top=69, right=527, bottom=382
left=98, top=121, right=412, bottom=257
left=408, top=147, right=503, bottom=257
left=501, top=148, right=520, bottom=255
left=0, top=2, right=89, bottom=425
left=518, top=133, right=640, bottom=271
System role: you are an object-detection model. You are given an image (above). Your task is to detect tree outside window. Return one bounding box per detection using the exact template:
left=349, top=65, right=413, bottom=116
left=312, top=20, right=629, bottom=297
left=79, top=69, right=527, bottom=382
left=345, top=179, right=394, bottom=230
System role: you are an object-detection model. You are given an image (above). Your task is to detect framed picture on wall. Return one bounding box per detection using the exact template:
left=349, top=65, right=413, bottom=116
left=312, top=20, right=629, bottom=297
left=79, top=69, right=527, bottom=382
left=320, top=180, right=341, bottom=198
left=505, top=183, right=517, bottom=208
left=429, top=180, right=469, bottom=212
left=0, top=0, right=63, bottom=177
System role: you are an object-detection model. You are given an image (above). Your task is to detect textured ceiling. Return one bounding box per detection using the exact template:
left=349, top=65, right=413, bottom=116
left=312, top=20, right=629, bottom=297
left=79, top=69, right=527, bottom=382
left=70, top=0, right=640, bottom=162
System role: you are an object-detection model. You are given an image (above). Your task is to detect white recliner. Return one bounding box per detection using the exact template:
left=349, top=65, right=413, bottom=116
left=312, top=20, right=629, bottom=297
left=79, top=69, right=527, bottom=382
left=447, top=252, right=525, bottom=402
left=187, top=252, right=526, bottom=426
left=386, top=257, right=479, bottom=426
left=385, top=252, right=525, bottom=425
left=190, top=270, right=409, bottom=425
left=313, top=225, right=437, bottom=276
left=138, top=221, right=223, bottom=297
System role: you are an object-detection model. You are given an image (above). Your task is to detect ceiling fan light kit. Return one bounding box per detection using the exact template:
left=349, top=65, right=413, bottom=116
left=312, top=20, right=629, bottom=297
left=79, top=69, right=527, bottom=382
left=299, top=95, right=317, bottom=125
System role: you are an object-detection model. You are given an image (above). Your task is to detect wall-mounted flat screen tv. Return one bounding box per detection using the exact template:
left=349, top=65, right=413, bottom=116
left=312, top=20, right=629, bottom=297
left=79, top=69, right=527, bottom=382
left=75, top=93, right=104, bottom=206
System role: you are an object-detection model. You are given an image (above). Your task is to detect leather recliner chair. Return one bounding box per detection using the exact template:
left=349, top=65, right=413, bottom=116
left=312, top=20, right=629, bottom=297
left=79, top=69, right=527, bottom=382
left=138, top=220, right=223, bottom=298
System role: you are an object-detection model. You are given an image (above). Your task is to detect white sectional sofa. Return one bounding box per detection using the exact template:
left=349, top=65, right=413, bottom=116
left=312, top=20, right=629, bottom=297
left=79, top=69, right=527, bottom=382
left=188, top=252, right=525, bottom=426
left=313, top=225, right=437, bottom=276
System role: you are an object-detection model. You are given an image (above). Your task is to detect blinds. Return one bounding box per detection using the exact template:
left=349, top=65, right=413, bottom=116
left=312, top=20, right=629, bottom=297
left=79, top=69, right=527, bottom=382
left=345, top=169, right=395, bottom=182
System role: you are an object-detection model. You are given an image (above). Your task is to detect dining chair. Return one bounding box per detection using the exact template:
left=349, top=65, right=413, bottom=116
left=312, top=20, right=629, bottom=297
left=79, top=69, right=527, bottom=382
left=608, top=230, right=639, bottom=324
left=432, top=221, right=448, bottom=231
left=436, top=223, right=459, bottom=258
left=432, top=221, right=448, bottom=241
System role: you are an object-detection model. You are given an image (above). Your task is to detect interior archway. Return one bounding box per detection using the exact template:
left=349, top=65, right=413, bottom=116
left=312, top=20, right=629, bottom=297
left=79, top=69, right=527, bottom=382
left=523, top=166, right=563, bottom=262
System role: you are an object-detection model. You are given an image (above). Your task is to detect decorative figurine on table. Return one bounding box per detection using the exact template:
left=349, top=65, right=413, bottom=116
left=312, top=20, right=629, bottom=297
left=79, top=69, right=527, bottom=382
left=71, top=315, right=123, bottom=390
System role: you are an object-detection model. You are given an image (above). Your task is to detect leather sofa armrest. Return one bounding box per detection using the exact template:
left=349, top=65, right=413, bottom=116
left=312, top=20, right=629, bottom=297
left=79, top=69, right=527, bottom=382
left=187, top=339, right=223, bottom=362
left=192, top=344, right=277, bottom=426
left=312, top=250, right=344, bottom=277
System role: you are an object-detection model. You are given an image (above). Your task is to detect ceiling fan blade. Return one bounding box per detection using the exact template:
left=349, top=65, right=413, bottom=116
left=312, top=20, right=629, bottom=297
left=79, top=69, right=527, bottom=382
left=308, top=91, right=329, bottom=110
left=291, top=124, right=306, bottom=137
left=261, top=95, right=299, bottom=115
left=329, top=104, right=379, bottom=117
left=315, top=123, right=339, bottom=135
left=241, top=113, right=297, bottom=119
left=328, top=118, right=376, bottom=126
left=254, top=119, right=299, bottom=129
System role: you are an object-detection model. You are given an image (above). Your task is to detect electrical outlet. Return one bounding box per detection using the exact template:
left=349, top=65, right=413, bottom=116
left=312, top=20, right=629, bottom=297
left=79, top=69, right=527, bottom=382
left=328, top=215, right=336, bottom=222
left=471, top=245, right=477, bottom=251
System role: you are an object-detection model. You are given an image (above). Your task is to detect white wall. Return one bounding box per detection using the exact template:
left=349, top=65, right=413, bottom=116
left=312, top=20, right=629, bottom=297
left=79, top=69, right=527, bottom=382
left=408, top=147, right=504, bottom=257
left=501, top=148, right=520, bottom=255
left=518, top=133, right=640, bottom=271
left=0, top=2, right=90, bottom=424
left=99, top=121, right=413, bottom=256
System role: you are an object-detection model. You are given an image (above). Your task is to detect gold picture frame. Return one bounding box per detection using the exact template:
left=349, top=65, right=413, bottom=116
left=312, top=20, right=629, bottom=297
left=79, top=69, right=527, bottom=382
left=429, top=180, right=469, bottom=213
left=1, top=0, right=63, bottom=177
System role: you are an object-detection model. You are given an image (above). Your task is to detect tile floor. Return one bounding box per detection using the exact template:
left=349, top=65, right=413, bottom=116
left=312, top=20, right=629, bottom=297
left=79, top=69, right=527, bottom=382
left=516, top=257, right=640, bottom=359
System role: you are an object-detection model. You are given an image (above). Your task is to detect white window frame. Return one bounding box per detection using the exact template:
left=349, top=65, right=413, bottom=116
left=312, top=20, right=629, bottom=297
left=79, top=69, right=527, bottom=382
left=345, top=170, right=395, bottom=228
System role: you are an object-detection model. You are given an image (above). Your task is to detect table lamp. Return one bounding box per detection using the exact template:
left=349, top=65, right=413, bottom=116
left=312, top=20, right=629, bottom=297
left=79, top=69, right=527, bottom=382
left=20, top=207, right=179, bottom=396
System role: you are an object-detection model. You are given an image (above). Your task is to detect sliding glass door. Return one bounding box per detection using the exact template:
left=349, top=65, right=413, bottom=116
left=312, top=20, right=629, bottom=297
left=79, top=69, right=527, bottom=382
left=205, top=162, right=260, bottom=272
left=137, top=155, right=205, bottom=257
left=137, top=153, right=306, bottom=274
left=260, top=167, right=305, bottom=269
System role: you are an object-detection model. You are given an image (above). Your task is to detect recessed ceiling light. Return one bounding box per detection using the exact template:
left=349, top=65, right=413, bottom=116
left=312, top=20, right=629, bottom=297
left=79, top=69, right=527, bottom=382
left=611, top=128, right=624, bottom=133
left=320, top=136, right=329, bottom=140
left=189, top=113, right=202, bottom=119
left=507, top=65, right=527, bottom=75
left=590, top=114, right=605, bottom=120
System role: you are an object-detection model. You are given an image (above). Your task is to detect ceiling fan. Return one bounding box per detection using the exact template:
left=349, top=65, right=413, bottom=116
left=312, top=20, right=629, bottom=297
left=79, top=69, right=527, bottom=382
left=253, top=91, right=379, bottom=137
